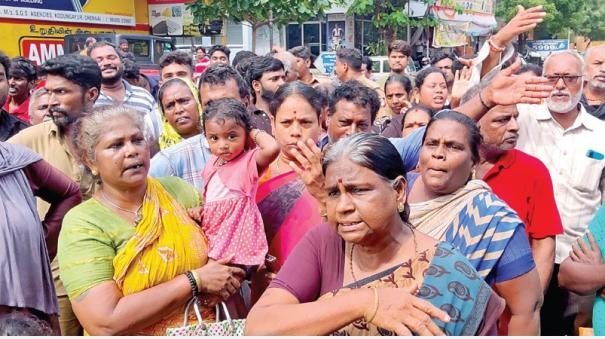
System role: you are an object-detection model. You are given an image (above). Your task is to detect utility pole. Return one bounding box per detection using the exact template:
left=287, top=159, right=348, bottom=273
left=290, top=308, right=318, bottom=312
left=269, top=8, right=274, bottom=51
left=407, top=0, right=411, bottom=43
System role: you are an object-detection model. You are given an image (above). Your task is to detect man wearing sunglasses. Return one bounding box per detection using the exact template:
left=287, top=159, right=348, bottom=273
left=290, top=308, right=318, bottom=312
left=516, top=50, right=605, bottom=335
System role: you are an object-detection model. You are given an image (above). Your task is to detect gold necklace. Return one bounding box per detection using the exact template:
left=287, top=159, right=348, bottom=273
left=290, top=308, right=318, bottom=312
left=100, top=190, right=143, bottom=224
left=274, top=154, right=289, bottom=173
left=349, top=224, right=418, bottom=288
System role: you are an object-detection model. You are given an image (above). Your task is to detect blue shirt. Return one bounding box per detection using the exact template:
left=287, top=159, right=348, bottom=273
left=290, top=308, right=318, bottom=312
left=388, top=126, right=425, bottom=173
left=149, top=134, right=211, bottom=192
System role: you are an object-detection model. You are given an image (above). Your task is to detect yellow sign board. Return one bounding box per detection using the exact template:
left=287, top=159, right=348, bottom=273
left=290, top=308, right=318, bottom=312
left=0, top=22, right=147, bottom=63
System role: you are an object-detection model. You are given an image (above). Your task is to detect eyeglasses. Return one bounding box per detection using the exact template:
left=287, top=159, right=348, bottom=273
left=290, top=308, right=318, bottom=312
left=544, top=75, right=583, bottom=86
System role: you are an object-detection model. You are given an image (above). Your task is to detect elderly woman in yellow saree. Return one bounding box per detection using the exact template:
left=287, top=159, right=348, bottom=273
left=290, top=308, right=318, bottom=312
left=57, top=106, right=244, bottom=335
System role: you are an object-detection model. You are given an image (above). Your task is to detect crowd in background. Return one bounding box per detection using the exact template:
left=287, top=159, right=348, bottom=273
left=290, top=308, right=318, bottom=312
left=2, top=4, right=605, bottom=336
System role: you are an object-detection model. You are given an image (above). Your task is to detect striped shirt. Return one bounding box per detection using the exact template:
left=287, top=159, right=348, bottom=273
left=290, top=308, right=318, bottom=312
left=149, top=134, right=211, bottom=192
left=94, top=79, right=163, bottom=139
left=517, top=103, right=605, bottom=263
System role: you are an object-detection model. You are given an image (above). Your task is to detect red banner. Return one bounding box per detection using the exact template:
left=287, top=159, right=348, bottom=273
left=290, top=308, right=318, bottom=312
left=20, top=38, right=65, bottom=65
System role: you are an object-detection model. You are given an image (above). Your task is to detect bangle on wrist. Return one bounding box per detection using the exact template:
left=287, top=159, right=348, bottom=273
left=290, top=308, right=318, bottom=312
left=478, top=90, right=493, bottom=110
left=253, top=129, right=262, bottom=144
left=488, top=37, right=506, bottom=53
left=185, top=271, right=199, bottom=297
left=364, top=287, right=379, bottom=324
left=191, top=270, right=203, bottom=293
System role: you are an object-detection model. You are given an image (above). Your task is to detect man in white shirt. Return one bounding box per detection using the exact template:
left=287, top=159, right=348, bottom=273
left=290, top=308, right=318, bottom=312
left=516, top=50, right=605, bottom=335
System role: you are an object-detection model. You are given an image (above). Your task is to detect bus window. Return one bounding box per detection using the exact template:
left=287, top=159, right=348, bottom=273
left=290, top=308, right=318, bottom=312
left=127, top=39, right=151, bottom=58
left=153, top=40, right=173, bottom=64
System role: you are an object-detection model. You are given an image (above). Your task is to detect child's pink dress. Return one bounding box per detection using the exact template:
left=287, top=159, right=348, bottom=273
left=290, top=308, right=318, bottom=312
left=201, top=148, right=268, bottom=266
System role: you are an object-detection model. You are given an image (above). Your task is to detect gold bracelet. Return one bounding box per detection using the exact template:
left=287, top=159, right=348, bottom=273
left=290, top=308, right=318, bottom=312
left=364, top=287, right=379, bottom=324
left=190, top=270, right=203, bottom=293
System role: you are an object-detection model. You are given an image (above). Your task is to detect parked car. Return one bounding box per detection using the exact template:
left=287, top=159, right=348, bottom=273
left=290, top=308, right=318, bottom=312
left=64, top=33, right=174, bottom=76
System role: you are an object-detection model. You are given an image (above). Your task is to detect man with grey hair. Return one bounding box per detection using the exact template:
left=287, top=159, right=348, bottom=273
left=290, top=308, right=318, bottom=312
left=272, top=51, right=298, bottom=83
left=581, top=45, right=605, bottom=120
left=27, top=87, right=51, bottom=125
left=516, top=50, right=605, bottom=335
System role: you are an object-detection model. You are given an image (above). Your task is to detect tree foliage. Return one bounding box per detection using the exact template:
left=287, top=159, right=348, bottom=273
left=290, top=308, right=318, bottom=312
left=347, top=0, right=461, bottom=55
left=187, top=0, right=341, bottom=51
left=495, top=0, right=591, bottom=40
left=187, top=0, right=341, bottom=34
left=569, top=0, right=605, bottom=41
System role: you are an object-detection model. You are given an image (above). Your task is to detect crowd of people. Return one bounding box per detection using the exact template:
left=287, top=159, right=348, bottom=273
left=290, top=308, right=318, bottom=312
left=1, top=4, right=605, bottom=336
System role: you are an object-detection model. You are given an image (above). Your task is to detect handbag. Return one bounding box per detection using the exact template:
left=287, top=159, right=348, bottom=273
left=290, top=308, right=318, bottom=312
left=166, top=297, right=246, bottom=336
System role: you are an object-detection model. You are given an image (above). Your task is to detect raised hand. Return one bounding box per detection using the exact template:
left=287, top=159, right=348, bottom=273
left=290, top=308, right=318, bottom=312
left=288, top=139, right=326, bottom=202
left=451, top=66, right=472, bottom=107
left=482, top=59, right=553, bottom=107
left=492, top=5, right=546, bottom=48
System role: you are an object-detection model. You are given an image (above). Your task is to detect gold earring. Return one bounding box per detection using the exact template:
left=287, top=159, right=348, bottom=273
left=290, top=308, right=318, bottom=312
left=398, top=202, right=405, bottom=213
left=471, top=167, right=477, bottom=180
left=91, top=169, right=98, bottom=176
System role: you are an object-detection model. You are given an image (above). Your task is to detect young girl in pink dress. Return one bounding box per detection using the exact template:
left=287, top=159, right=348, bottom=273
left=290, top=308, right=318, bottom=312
left=201, top=98, right=280, bottom=275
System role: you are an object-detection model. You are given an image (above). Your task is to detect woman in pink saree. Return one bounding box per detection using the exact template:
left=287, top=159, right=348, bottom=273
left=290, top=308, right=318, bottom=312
left=254, top=82, right=324, bottom=287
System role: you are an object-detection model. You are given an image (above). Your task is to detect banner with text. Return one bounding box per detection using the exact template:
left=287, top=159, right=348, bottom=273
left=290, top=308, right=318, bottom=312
left=149, top=2, right=198, bottom=36
left=527, top=39, right=569, bottom=58
left=433, top=22, right=469, bottom=48
left=0, top=0, right=135, bottom=26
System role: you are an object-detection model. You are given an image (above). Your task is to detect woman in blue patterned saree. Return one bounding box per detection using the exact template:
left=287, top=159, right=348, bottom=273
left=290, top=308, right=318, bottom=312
left=406, top=110, right=543, bottom=335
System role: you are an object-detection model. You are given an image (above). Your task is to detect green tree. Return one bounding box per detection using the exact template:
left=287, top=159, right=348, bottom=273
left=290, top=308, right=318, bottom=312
left=495, top=0, right=584, bottom=40
left=347, top=0, right=461, bottom=55
left=569, top=0, right=605, bottom=42
left=187, top=0, right=342, bottom=51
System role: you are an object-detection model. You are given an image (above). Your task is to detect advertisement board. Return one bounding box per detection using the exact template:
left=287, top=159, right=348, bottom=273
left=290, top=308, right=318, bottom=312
left=433, top=22, right=469, bottom=48
left=314, top=52, right=337, bottom=75
left=326, top=21, right=345, bottom=52
left=0, top=0, right=136, bottom=26
left=435, top=0, right=495, bottom=15
left=148, top=0, right=197, bottom=36
left=527, top=39, right=569, bottom=52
